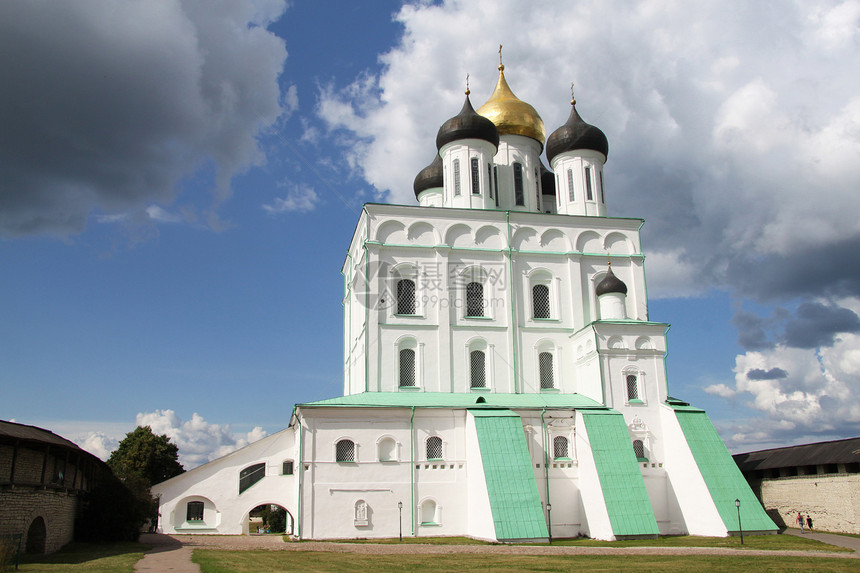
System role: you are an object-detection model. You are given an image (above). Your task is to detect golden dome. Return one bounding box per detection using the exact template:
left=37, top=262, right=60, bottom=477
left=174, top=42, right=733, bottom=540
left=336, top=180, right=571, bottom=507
left=477, top=65, right=545, bottom=147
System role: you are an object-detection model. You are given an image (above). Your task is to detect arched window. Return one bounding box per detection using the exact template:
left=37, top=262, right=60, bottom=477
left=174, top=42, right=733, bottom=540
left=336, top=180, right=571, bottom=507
left=336, top=439, right=356, bottom=462
left=585, top=165, right=593, bottom=200
left=465, top=282, right=484, bottom=317
left=420, top=499, right=438, bottom=525
left=532, top=284, right=550, bottom=319
left=493, top=166, right=500, bottom=206
left=426, top=436, right=443, bottom=460
left=399, top=348, right=416, bottom=387
left=626, top=374, right=639, bottom=401
left=453, top=158, right=461, bottom=196
left=599, top=171, right=605, bottom=203
left=378, top=437, right=397, bottom=462
left=397, top=279, right=416, bottom=315
left=633, top=440, right=647, bottom=461
left=539, top=352, right=554, bottom=389
left=553, top=436, right=569, bottom=459
left=513, top=162, right=524, bottom=205
left=534, top=167, right=541, bottom=211
left=186, top=501, right=204, bottom=521
left=487, top=163, right=493, bottom=199
left=239, top=462, right=265, bottom=494
left=471, top=157, right=480, bottom=194
left=567, top=169, right=575, bottom=201
left=470, top=350, right=486, bottom=388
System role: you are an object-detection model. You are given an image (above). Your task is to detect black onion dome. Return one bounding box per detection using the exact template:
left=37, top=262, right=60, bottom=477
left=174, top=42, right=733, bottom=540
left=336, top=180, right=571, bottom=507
left=546, top=103, right=609, bottom=164
left=540, top=162, right=556, bottom=196
left=413, top=154, right=443, bottom=198
left=436, top=94, right=499, bottom=151
left=596, top=266, right=627, bottom=296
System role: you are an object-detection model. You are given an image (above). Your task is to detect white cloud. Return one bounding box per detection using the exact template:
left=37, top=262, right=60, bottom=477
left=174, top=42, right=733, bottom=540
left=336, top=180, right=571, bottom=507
left=263, top=183, right=320, bottom=213
left=145, top=205, right=183, bottom=224
left=0, top=0, right=289, bottom=236
left=136, top=409, right=268, bottom=469
left=704, top=383, right=737, bottom=399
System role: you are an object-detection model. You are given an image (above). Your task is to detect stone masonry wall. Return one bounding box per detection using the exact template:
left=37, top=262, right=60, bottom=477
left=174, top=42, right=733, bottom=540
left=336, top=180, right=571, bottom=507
left=759, top=473, right=860, bottom=534
left=0, top=489, right=78, bottom=553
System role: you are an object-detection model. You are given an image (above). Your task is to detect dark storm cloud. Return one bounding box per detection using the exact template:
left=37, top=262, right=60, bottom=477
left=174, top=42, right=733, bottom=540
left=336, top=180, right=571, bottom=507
left=0, top=0, right=288, bottom=237
left=780, top=301, right=860, bottom=349
left=732, top=309, right=775, bottom=351
left=746, top=367, right=788, bottom=380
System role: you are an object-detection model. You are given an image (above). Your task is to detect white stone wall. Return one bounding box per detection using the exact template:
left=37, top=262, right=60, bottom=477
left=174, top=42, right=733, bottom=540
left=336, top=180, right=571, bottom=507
left=759, top=474, right=860, bottom=534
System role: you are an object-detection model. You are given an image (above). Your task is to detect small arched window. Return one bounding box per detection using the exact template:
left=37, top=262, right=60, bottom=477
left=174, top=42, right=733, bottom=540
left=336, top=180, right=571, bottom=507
left=471, top=157, right=480, bottom=194
left=466, top=282, right=484, bottom=317
left=585, top=166, right=593, bottom=200
left=513, top=162, right=524, bottom=205
left=567, top=169, right=575, bottom=201
left=399, top=348, right=416, bottom=387
left=470, top=350, right=486, bottom=388
left=553, top=436, right=569, bottom=459
left=626, top=374, right=639, bottom=401
left=336, top=439, right=356, bottom=463
left=186, top=501, right=204, bottom=521
left=633, top=440, right=647, bottom=461
left=534, top=167, right=541, bottom=211
left=532, top=284, right=550, bottom=319
left=397, top=279, right=416, bottom=315
left=420, top=499, right=438, bottom=525
left=239, top=462, right=265, bottom=494
left=453, top=159, right=461, bottom=196
left=539, top=352, right=554, bottom=389
left=599, top=171, right=605, bottom=203
left=426, top=436, right=442, bottom=460
left=378, top=437, right=397, bottom=462
left=487, top=163, right=493, bottom=199
left=493, top=166, right=500, bottom=206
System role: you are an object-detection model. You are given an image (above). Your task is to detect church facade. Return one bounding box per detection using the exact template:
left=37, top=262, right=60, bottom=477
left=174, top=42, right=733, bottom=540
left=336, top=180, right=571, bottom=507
left=153, top=59, right=777, bottom=542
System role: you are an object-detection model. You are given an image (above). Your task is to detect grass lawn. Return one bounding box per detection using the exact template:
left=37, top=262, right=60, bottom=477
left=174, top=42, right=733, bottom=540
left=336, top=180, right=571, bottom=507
left=293, top=534, right=850, bottom=552
left=13, top=541, right=149, bottom=573
left=192, top=550, right=858, bottom=573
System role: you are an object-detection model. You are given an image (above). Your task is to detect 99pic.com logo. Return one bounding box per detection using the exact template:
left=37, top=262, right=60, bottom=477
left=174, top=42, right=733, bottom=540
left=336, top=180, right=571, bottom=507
left=352, top=260, right=397, bottom=311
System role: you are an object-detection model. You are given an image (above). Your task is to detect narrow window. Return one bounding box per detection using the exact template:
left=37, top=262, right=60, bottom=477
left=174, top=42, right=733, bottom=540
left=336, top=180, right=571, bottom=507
left=567, top=169, right=575, bottom=201
left=585, top=166, right=593, bottom=200
left=493, top=166, right=500, bottom=207
left=426, top=436, right=443, bottom=460
left=553, top=436, right=569, bottom=459
left=556, top=174, right=562, bottom=206
left=487, top=164, right=493, bottom=199
left=513, top=162, right=524, bottom=205
left=532, top=284, right=550, bottom=319
left=633, top=440, right=646, bottom=460
left=465, top=282, right=484, bottom=317
left=397, top=279, right=416, bottom=315
left=471, top=158, right=480, bottom=194
left=239, top=462, right=265, bottom=494
left=186, top=501, right=204, bottom=522
left=626, top=374, right=639, bottom=400
left=534, top=168, right=541, bottom=211
left=539, top=352, right=554, bottom=389
left=420, top=500, right=437, bottom=525
left=470, top=350, right=486, bottom=388
left=282, top=460, right=294, bottom=475
left=599, top=171, right=605, bottom=203
left=336, top=439, right=355, bottom=462
left=453, top=159, right=461, bottom=196
left=399, top=348, right=416, bottom=387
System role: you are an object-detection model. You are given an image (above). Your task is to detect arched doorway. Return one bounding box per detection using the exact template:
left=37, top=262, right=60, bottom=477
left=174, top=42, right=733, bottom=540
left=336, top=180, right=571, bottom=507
left=26, top=516, right=46, bottom=554
left=248, top=504, right=294, bottom=535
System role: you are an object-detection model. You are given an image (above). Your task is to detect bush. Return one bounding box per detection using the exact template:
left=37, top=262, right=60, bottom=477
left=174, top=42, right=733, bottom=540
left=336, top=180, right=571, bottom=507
left=75, top=473, right=149, bottom=542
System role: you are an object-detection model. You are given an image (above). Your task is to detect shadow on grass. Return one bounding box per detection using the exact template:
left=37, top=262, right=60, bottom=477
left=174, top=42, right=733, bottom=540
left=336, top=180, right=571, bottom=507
left=19, top=541, right=150, bottom=565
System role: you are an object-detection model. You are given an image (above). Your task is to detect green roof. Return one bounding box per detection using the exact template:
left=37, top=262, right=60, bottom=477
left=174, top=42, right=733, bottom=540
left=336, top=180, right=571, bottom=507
left=673, top=410, right=777, bottom=533
left=299, top=392, right=605, bottom=410
left=472, top=410, right=549, bottom=541
left=582, top=411, right=659, bottom=537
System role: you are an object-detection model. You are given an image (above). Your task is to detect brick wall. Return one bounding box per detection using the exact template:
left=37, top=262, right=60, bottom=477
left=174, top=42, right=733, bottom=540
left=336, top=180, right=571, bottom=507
left=758, top=473, right=860, bottom=534
left=0, top=489, right=78, bottom=553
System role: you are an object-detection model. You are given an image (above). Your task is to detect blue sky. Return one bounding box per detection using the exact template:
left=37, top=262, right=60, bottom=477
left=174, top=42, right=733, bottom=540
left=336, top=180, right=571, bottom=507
left=2, top=0, right=859, bottom=467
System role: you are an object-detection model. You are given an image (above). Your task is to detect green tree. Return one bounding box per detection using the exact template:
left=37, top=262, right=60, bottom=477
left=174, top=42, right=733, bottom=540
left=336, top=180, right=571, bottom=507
left=108, top=425, right=184, bottom=486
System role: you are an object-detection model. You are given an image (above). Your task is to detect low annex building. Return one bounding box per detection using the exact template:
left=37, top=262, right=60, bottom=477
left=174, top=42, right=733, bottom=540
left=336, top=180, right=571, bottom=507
left=0, top=420, right=107, bottom=554
left=154, top=56, right=777, bottom=542
left=734, top=437, right=860, bottom=533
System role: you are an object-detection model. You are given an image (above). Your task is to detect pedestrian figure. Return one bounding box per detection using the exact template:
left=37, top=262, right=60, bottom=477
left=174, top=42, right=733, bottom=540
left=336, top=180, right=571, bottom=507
left=797, top=512, right=804, bottom=533
left=806, top=514, right=813, bottom=531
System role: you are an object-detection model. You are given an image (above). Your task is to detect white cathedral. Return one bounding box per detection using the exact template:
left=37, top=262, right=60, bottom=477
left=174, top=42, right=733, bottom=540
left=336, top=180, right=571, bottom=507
left=154, top=58, right=777, bottom=542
